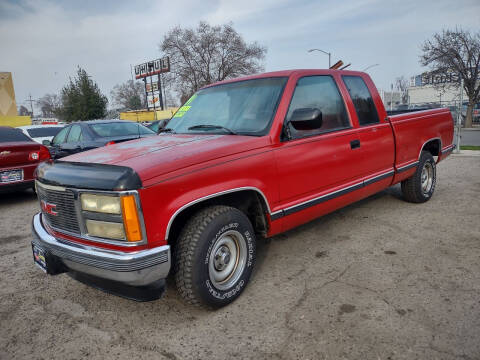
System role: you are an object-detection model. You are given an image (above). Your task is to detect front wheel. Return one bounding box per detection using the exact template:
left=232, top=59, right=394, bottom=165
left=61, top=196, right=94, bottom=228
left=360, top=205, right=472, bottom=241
left=174, top=205, right=256, bottom=308
left=401, top=151, right=436, bottom=203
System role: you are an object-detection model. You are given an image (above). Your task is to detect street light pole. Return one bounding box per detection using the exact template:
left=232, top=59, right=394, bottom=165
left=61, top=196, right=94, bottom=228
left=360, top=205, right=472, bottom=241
left=455, top=78, right=463, bottom=153
left=362, top=64, right=380, bottom=72
left=308, top=48, right=331, bottom=68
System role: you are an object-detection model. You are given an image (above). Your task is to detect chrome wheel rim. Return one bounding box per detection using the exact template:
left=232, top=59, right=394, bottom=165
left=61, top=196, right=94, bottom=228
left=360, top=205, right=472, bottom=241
left=208, top=230, right=247, bottom=290
left=421, top=162, right=434, bottom=194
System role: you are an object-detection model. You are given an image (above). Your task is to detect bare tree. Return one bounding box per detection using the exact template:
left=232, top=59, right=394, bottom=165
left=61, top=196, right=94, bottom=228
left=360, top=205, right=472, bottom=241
left=111, top=80, right=146, bottom=110
left=37, top=93, right=61, bottom=117
left=18, top=105, right=31, bottom=116
left=420, top=28, right=480, bottom=127
left=160, top=21, right=267, bottom=101
left=395, top=76, right=409, bottom=104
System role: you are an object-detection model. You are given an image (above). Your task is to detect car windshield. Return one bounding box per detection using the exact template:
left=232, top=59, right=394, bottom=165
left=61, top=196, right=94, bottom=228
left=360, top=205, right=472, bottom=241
left=89, top=122, right=155, bottom=137
left=0, top=128, right=33, bottom=142
left=167, top=77, right=287, bottom=136
left=26, top=127, right=63, bottom=138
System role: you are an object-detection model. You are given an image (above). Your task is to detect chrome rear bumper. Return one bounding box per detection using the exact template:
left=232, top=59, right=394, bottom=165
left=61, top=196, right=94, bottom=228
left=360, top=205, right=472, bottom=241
left=31, top=213, right=170, bottom=286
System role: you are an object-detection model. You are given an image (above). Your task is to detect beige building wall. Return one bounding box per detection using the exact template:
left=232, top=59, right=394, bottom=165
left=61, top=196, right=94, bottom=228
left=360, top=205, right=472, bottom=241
left=407, top=84, right=465, bottom=105
left=0, top=72, right=18, bottom=116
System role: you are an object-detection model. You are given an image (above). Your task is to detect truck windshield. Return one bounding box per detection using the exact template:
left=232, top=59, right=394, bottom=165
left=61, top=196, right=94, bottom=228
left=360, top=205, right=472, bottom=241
left=167, top=77, right=287, bottom=136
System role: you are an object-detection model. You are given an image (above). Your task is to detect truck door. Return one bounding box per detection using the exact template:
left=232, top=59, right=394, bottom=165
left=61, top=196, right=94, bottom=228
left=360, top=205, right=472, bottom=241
left=341, top=75, right=395, bottom=191
left=273, top=75, right=365, bottom=227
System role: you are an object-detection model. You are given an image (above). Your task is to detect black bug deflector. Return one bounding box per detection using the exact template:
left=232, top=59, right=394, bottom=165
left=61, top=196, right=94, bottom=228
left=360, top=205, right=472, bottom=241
left=35, top=161, right=142, bottom=191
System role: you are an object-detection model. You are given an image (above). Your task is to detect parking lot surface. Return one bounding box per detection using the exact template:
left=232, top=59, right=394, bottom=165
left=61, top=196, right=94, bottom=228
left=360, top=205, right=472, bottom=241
left=1, top=155, right=479, bottom=360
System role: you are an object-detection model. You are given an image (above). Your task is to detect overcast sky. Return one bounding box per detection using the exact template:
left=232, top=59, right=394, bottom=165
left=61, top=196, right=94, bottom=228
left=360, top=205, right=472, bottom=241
left=1, top=0, right=479, bottom=111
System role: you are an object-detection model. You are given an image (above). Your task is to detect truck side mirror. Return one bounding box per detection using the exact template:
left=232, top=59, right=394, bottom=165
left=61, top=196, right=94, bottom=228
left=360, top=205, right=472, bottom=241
left=289, top=108, right=323, bottom=130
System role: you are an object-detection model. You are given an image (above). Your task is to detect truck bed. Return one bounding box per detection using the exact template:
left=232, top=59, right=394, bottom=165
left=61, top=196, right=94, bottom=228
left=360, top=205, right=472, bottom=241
left=388, top=108, right=454, bottom=173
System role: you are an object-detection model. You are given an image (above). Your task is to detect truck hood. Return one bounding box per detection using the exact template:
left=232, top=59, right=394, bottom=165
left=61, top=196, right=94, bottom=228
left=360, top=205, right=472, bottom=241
left=61, top=134, right=269, bottom=184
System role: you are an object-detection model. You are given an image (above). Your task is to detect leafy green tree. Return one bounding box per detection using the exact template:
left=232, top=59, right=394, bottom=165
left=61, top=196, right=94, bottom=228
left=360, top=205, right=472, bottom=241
left=59, top=67, right=108, bottom=121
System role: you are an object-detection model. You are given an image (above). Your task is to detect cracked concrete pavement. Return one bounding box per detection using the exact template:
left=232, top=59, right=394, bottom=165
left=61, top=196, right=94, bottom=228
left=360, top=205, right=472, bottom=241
left=1, top=154, right=479, bottom=359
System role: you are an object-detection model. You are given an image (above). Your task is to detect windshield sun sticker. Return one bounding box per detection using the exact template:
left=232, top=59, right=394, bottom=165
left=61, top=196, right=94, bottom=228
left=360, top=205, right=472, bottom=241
left=173, top=94, right=197, bottom=118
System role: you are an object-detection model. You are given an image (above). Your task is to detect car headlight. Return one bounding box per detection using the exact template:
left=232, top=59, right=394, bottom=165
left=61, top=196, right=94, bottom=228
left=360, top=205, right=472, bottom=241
left=86, top=220, right=125, bottom=240
left=81, top=193, right=143, bottom=242
left=81, top=194, right=121, bottom=214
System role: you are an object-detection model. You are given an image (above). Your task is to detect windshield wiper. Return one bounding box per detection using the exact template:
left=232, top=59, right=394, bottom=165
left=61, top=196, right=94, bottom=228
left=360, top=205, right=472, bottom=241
left=158, top=128, right=175, bottom=134
left=187, top=124, right=236, bottom=135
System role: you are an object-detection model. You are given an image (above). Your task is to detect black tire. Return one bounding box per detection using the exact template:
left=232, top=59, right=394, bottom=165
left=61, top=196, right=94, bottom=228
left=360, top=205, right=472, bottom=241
left=401, top=151, right=436, bottom=203
left=174, top=205, right=256, bottom=308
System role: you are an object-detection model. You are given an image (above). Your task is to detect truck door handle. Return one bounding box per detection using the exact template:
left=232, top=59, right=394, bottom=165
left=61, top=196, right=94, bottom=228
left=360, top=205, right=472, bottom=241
left=350, top=139, right=361, bottom=149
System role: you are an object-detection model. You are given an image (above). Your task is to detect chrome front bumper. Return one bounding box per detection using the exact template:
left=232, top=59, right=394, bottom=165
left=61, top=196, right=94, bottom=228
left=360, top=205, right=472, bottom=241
left=31, top=213, right=170, bottom=286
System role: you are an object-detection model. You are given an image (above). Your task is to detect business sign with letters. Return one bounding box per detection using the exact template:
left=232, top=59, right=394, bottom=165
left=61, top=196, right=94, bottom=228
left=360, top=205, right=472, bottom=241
left=135, top=58, right=170, bottom=79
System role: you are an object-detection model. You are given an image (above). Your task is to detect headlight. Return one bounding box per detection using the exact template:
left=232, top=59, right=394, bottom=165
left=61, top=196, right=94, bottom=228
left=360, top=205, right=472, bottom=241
left=81, top=194, right=121, bottom=214
left=86, top=220, right=125, bottom=240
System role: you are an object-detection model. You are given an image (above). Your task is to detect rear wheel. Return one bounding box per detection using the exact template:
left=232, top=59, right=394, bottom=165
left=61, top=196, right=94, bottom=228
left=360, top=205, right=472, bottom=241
left=401, top=151, right=436, bottom=203
left=174, top=205, right=256, bottom=308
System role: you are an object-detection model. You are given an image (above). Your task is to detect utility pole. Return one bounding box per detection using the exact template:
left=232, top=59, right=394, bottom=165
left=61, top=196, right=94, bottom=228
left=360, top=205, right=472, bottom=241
left=390, top=84, right=393, bottom=111
left=454, top=78, right=463, bottom=153
left=26, top=94, right=35, bottom=117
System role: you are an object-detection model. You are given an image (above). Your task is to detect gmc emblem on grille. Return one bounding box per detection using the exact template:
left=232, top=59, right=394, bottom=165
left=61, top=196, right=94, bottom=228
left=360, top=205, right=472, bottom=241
left=41, top=200, right=58, bottom=216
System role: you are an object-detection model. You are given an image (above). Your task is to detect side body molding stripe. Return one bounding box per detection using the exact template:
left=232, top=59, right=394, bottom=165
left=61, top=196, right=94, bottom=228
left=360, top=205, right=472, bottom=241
left=266, top=170, right=395, bottom=222
left=396, top=161, right=419, bottom=173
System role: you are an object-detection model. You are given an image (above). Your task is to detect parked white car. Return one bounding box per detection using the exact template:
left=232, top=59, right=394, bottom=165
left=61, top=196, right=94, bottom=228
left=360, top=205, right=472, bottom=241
left=17, top=125, right=64, bottom=144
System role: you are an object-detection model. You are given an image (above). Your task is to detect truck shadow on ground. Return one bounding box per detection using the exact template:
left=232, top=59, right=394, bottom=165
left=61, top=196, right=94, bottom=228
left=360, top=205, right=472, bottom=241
left=264, top=184, right=404, bottom=247
left=0, top=188, right=37, bottom=207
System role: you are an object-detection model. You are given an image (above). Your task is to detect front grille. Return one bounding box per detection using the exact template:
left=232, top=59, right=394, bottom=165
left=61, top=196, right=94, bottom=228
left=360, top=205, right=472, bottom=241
left=37, top=184, right=80, bottom=234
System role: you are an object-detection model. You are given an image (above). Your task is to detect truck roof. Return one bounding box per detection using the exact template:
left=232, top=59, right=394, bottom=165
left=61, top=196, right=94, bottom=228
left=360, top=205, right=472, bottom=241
left=202, top=69, right=368, bottom=89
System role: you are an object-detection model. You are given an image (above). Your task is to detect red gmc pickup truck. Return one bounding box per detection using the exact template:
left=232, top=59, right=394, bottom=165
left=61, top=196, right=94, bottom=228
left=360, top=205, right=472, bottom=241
left=32, top=69, right=454, bottom=308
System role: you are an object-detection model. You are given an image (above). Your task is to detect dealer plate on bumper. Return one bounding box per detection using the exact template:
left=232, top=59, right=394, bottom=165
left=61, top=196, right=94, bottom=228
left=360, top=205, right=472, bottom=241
left=0, top=169, right=23, bottom=183
left=32, top=244, right=48, bottom=273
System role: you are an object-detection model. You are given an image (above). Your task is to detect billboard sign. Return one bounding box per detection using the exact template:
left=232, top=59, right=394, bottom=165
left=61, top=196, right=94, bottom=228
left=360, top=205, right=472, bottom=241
left=147, top=91, right=161, bottom=108
left=145, top=82, right=159, bottom=92
left=135, top=58, right=170, bottom=79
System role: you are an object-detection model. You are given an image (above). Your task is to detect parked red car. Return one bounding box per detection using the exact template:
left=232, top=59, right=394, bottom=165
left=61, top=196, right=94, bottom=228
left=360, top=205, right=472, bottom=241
left=31, top=69, right=454, bottom=308
left=0, top=126, right=51, bottom=192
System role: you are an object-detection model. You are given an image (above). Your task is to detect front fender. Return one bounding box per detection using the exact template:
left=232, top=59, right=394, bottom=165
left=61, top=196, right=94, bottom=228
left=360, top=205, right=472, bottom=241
left=138, top=151, right=278, bottom=246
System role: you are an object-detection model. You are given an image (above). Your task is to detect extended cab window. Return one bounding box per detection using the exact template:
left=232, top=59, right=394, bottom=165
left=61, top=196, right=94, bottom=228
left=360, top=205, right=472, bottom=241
left=285, top=76, right=350, bottom=139
left=342, top=76, right=380, bottom=126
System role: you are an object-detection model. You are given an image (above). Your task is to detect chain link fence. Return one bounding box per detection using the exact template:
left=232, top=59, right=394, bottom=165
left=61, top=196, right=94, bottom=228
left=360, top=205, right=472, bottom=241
left=396, top=101, right=480, bottom=126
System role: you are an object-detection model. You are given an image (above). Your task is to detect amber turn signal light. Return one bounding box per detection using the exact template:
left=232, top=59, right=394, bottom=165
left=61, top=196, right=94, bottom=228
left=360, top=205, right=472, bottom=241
left=121, top=195, right=142, bottom=242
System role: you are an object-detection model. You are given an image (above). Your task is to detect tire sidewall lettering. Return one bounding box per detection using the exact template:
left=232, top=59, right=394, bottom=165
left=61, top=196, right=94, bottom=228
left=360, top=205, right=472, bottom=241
left=206, top=279, right=245, bottom=300
left=244, top=230, right=254, bottom=268
left=204, top=222, right=239, bottom=265
left=201, top=217, right=255, bottom=301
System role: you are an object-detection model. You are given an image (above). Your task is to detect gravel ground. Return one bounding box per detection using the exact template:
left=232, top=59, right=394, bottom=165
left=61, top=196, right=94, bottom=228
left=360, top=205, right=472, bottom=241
left=1, top=155, right=479, bottom=360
